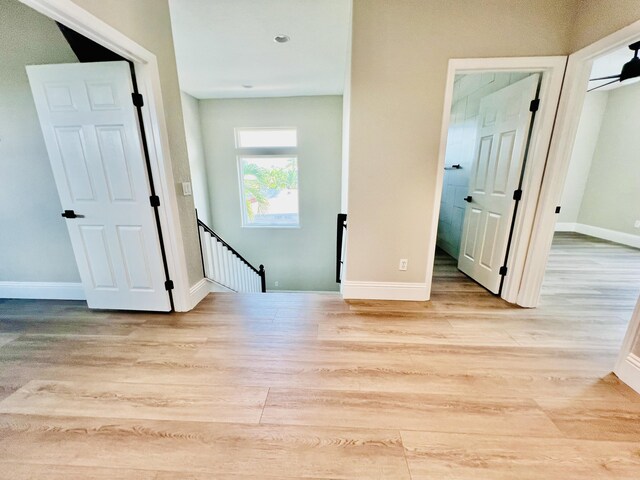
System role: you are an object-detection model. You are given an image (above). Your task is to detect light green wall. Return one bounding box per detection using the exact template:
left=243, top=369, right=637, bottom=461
left=558, top=91, right=608, bottom=225
left=181, top=91, right=211, bottom=225
left=577, top=82, right=640, bottom=236
left=0, top=0, right=80, bottom=282
left=199, top=96, right=343, bottom=292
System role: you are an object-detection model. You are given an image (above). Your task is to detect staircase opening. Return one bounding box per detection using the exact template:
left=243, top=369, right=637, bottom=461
left=169, top=0, right=352, bottom=294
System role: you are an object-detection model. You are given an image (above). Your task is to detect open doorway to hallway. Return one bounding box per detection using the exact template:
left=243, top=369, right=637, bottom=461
left=433, top=70, right=544, bottom=299
left=540, top=41, right=640, bottom=350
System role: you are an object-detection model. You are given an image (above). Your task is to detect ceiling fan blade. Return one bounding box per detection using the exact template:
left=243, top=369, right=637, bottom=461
left=589, top=74, right=621, bottom=81
left=587, top=78, right=620, bottom=92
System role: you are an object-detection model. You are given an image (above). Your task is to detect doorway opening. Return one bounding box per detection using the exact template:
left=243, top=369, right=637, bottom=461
left=435, top=70, right=541, bottom=298
left=428, top=57, right=566, bottom=305
left=537, top=41, right=640, bottom=388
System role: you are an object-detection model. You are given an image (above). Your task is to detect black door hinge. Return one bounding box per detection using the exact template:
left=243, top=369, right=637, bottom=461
left=164, top=280, right=174, bottom=291
left=555, top=206, right=561, bottom=214
left=513, top=189, right=523, bottom=201
left=499, top=266, right=508, bottom=276
left=529, top=98, right=540, bottom=112
left=132, top=92, right=144, bottom=107
left=150, top=195, right=160, bottom=207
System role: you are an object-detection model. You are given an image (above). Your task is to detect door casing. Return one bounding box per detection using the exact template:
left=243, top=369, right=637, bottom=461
left=428, top=56, right=567, bottom=305
left=20, top=0, right=193, bottom=311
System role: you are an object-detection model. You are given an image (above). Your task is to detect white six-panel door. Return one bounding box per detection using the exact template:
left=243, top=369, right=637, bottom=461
left=458, top=74, right=540, bottom=294
left=27, top=61, right=170, bottom=311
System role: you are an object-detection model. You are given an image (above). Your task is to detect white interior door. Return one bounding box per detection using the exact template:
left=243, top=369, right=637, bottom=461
left=458, top=74, right=540, bottom=294
left=27, top=61, right=171, bottom=311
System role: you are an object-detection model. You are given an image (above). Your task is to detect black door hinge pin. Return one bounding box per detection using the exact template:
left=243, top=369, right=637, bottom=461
left=132, top=92, right=144, bottom=107
left=529, top=99, right=540, bottom=112
left=513, top=189, right=523, bottom=201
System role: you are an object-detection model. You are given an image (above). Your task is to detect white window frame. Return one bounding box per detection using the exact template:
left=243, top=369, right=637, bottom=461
left=235, top=127, right=298, bottom=149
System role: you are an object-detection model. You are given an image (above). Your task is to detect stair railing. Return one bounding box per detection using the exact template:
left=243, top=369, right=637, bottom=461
left=336, top=213, right=347, bottom=283
left=197, top=216, right=266, bottom=293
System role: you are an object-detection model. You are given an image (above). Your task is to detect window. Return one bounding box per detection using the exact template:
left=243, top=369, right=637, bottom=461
left=236, top=128, right=297, bottom=148
left=235, top=128, right=299, bottom=227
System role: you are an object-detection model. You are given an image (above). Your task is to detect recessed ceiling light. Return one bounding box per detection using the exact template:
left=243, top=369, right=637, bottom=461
left=242, top=84, right=253, bottom=89
left=274, top=34, right=290, bottom=43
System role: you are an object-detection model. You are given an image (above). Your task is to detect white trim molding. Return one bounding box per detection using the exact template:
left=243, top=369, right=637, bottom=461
left=188, top=278, right=211, bottom=309
left=616, top=353, right=640, bottom=395
left=342, top=281, right=428, bottom=301
left=556, top=223, right=640, bottom=249
left=207, top=278, right=235, bottom=293
left=554, top=222, right=577, bottom=232
left=188, top=278, right=238, bottom=309
left=615, top=296, right=640, bottom=395
left=0, top=281, right=85, bottom=300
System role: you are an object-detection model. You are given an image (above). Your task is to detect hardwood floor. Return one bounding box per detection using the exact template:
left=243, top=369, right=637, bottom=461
left=0, top=232, right=639, bottom=479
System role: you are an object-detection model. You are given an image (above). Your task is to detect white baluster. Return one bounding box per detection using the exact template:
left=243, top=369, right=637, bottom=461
left=212, top=240, right=222, bottom=283
left=229, top=253, right=236, bottom=291
left=222, top=247, right=231, bottom=289
left=199, top=227, right=210, bottom=278
left=229, top=250, right=237, bottom=291
left=242, top=265, right=248, bottom=292
left=205, top=234, right=215, bottom=280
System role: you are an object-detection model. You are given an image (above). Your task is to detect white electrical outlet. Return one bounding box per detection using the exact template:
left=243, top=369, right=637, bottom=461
left=399, top=259, right=408, bottom=271
left=274, top=281, right=279, bottom=287
left=635, top=220, right=640, bottom=229
left=181, top=182, right=192, bottom=196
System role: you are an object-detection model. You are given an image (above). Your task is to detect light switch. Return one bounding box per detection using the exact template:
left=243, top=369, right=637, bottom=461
left=182, top=182, right=192, bottom=196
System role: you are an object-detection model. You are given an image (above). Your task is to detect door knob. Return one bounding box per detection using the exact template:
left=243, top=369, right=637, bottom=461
left=463, top=196, right=473, bottom=203
left=61, top=210, right=84, bottom=219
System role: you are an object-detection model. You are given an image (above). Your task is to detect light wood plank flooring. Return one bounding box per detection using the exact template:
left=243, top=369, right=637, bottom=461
left=0, top=232, right=639, bottom=479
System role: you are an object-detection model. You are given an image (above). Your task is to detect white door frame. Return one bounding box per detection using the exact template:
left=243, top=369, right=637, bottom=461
left=518, top=19, right=640, bottom=308
left=427, top=56, right=566, bottom=304
left=19, top=0, right=191, bottom=311
left=616, top=297, right=640, bottom=394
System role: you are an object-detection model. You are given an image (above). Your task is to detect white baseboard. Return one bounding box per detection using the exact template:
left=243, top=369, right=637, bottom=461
left=187, top=278, right=211, bottom=310
left=615, top=353, right=640, bottom=395
left=555, top=222, right=640, bottom=249
left=0, top=281, right=85, bottom=300
left=342, top=281, right=429, bottom=301
left=208, top=279, right=235, bottom=293
left=576, top=224, right=640, bottom=249
left=554, top=222, right=577, bottom=232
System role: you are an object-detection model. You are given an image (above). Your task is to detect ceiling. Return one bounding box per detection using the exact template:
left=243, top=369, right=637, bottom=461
left=589, top=42, right=640, bottom=92
left=168, top=0, right=351, bottom=99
